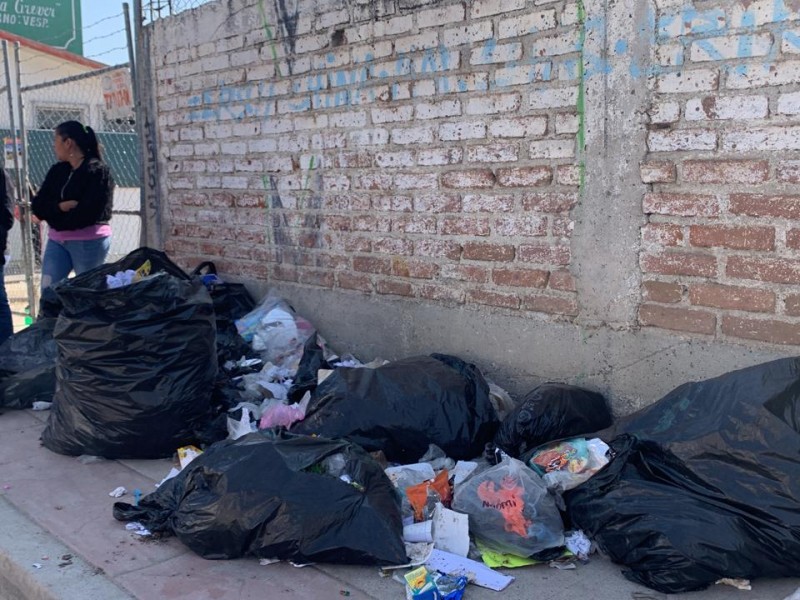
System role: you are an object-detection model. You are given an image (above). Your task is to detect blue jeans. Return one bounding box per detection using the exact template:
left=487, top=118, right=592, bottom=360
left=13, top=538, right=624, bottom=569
left=0, top=263, right=12, bottom=344
left=41, top=237, right=111, bottom=292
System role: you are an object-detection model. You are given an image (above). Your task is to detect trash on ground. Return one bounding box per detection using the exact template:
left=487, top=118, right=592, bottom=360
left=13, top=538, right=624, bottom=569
left=32, top=563, right=42, bottom=569
left=177, top=445, right=203, bottom=469
left=564, top=530, right=592, bottom=561
left=425, top=549, right=514, bottom=591
left=125, top=522, right=151, bottom=537
left=292, top=354, right=499, bottom=463
left=31, top=401, right=52, bottom=411
left=524, top=437, right=610, bottom=492
left=113, top=432, right=407, bottom=565
left=108, top=486, right=127, bottom=498
left=716, top=578, right=752, bottom=591
left=493, top=383, right=611, bottom=458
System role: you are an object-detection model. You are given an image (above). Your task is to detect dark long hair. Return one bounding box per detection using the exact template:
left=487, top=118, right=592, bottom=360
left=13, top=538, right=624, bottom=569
left=55, top=120, right=102, bottom=161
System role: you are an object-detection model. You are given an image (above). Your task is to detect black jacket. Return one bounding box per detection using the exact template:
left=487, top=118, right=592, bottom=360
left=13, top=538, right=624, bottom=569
left=0, top=169, right=14, bottom=266
left=31, top=158, right=114, bottom=231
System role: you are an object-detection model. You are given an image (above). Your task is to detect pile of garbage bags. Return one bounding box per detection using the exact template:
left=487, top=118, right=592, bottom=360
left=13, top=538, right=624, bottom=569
left=4, top=246, right=800, bottom=595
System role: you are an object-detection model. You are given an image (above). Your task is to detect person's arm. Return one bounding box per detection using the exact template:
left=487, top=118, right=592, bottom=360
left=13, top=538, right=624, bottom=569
left=0, top=171, right=13, bottom=233
left=31, top=165, right=65, bottom=223
left=67, top=163, right=114, bottom=226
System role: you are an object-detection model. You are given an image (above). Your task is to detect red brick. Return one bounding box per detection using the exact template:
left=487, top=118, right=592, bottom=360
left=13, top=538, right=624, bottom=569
left=467, top=290, right=520, bottom=309
left=727, top=256, right=800, bottom=284
left=518, top=244, right=570, bottom=265
left=495, top=166, right=552, bottom=187
left=689, top=283, right=775, bottom=313
left=376, top=279, right=414, bottom=296
left=371, top=195, right=413, bottom=212
left=392, top=216, right=438, bottom=234
left=784, top=294, right=800, bottom=316
left=414, top=194, right=461, bottom=213
left=730, top=194, right=800, bottom=219
left=353, top=256, right=392, bottom=274
left=344, top=235, right=372, bottom=252
left=373, top=237, right=414, bottom=255
left=315, top=253, right=351, bottom=269
left=208, top=192, right=236, bottom=207
left=338, top=272, right=373, bottom=292
left=682, top=159, right=769, bottom=184
left=321, top=215, right=352, bottom=231
left=414, top=239, right=463, bottom=260
left=776, top=161, right=800, bottom=183
left=353, top=215, right=392, bottom=232
left=463, top=242, right=515, bottom=261
left=643, top=281, right=684, bottom=303
left=492, top=268, right=549, bottom=288
left=441, top=217, right=490, bottom=236
left=689, top=225, right=774, bottom=251
left=419, top=284, right=466, bottom=304
left=643, top=193, right=720, bottom=217
left=299, top=269, right=335, bottom=288
left=551, top=217, right=573, bottom=238
left=440, top=264, right=490, bottom=283
left=639, top=304, right=716, bottom=335
left=335, top=151, right=373, bottom=168
left=272, top=264, right=299, bottom=282
left=522, top=192, right=577, bottom=213
left=392, top=258, right=438, bottom=279
left=642, top=223, right=684, bottom=247
left=788, top=229, right=800, bottom=249
left=441, top=169, right=496, bottom=189
left=641, top=252, right=717, bottom=277
left=640, top=161, right=676, bottom=183
left=548, top=270, right=576, bottom=292
left=494, top=216, right=547, bottom=237
left=556, top=164, right=582, bottom=186
left=722, top=316, right=800, bottom=346
left=298, top=232, right=321, bottom=248
left=199, top=241, right=225, bottom=256
left=357, top=173, right=394, bottom=190
left=522, top=293, right=578, bottom=316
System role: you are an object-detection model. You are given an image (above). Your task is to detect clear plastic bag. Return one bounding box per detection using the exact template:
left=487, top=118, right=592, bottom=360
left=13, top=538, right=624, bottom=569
left=527, top=438, right=610, bottom=492
left=452, top=457, right=564, bottom=557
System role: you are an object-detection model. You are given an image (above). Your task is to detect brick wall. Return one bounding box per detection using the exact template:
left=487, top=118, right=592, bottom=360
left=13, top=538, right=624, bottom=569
left=145, top=0, right=800, bottom=366
left=640, top=0, right=800, bottom=345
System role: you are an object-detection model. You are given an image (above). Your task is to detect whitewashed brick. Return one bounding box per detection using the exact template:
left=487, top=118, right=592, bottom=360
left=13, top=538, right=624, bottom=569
left=416, top=100, right=462, bottom=119
left=439, top=122, right=487, bottom=141
left=372, top=106, right=414, bottom=123
left=466, top=143, right=519, bottom=163
left=655, top=69, right=719, bottom=93
left=221, top=141, right=246, bottom=154
left=295, top=34, right=328, bottom=55
left=443, top=22, right=494, bottom=47
left=351, top=41, right=393, bottom=63
left=649, top=100, right=681, bottom=123
left=316, top=8, right=349, bottom=30
left=555, top=113, right=580, bottom=134
left=206, top=159, right=233, bottom=173
left=530, top=86, right=578, bottom=109
left=294, top=114, right=329, bottom=130
left=489, top=116, right=548, bottom=138
left=727, top=61, right=800, bottom=89
left=782, top=28, right=800, bottom=54
left=330, top=111, right=368, bottom=128
left=498, top=9, right=557, bottom=39
left=417, top=4, right=465, bottom=28
left=392, top=127, right=435, bottom=145
left=561, top=4, right=579, bottom=26
left=470, top=42, right=522, bottom=65
left=376, top=151, right=416, bottom=168
left=723, top=126, right=800, bottom=151
left=658, top=9, right=725, bottom=38
left=396, top=31, right=439, bottom=54
left=466, top=93, right=520, bottom=115
left=197, top=175, right=222, bottom=188
left=417, top=147, right=464, bottom=166
left=395, top=173, right=438, bottom=190
left=730, top=1, right=800, bottom=27
left=471, top=0, right=525, bottom=19
left=647, top=129, right=717, bottom=152
left=689, top=34, right=772, bottom=62
left=374, top=15, right=413, bottom=36
left=248, top=139, right=279, bottom=153
left=230, top=48, right=260, bottom=67
left=234, top=158, right=263, bottom=172
left=685, top=96, right=768, bottom=120
left=436, top=73, right=490, bottom=94
left=413, top=80, right=437, bottom=97
left=411, top=49, right=461, bottom=74
left=349, top=128, right=389, bottom=145
left=529, top=139, right=574, bottom=159
left=530, top=31, right=580, bottom=57
left=778, top=91, right=800, bottom=115
left=656, top=42, right=684, bottom=66
left=495, top=63, right=552, bottom=87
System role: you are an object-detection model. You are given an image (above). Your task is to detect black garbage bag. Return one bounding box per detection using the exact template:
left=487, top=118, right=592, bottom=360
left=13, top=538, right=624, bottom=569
left=0, top=318, right=57, bottom=378
left=0, top=365, right=56, bottom=409
left=113, top=432, right=408, bottom=565
left=41, top=272, right=217, bottom=459
left=565, top=357, right=800, bottom=594
left=38, top=247, right=190, bottom=318
left=287, top=333, right=331, bottom=404
left=291, top=354, right=499, bottom=463
left=493, top=383, right=612, bottom=458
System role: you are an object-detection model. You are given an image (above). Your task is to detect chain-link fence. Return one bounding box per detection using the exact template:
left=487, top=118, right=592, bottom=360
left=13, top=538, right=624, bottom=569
left=0, top=9, right=142, bottom=330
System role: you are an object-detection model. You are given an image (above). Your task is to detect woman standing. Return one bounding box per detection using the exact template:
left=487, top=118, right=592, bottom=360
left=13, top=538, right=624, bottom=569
left=32, top=120, right=114, bottom=291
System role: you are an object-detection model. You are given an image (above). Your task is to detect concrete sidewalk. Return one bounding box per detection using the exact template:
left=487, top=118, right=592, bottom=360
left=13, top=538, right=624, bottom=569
left=0, top=409, right=798, bottom=600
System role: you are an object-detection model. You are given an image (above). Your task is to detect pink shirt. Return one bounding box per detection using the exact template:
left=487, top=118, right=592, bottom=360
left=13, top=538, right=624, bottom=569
left=48, top=223, right=111, bottom=242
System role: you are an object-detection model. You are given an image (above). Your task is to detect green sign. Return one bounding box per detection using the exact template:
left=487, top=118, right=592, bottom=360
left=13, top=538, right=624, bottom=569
left=0, top=0, right=82, bottom=55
